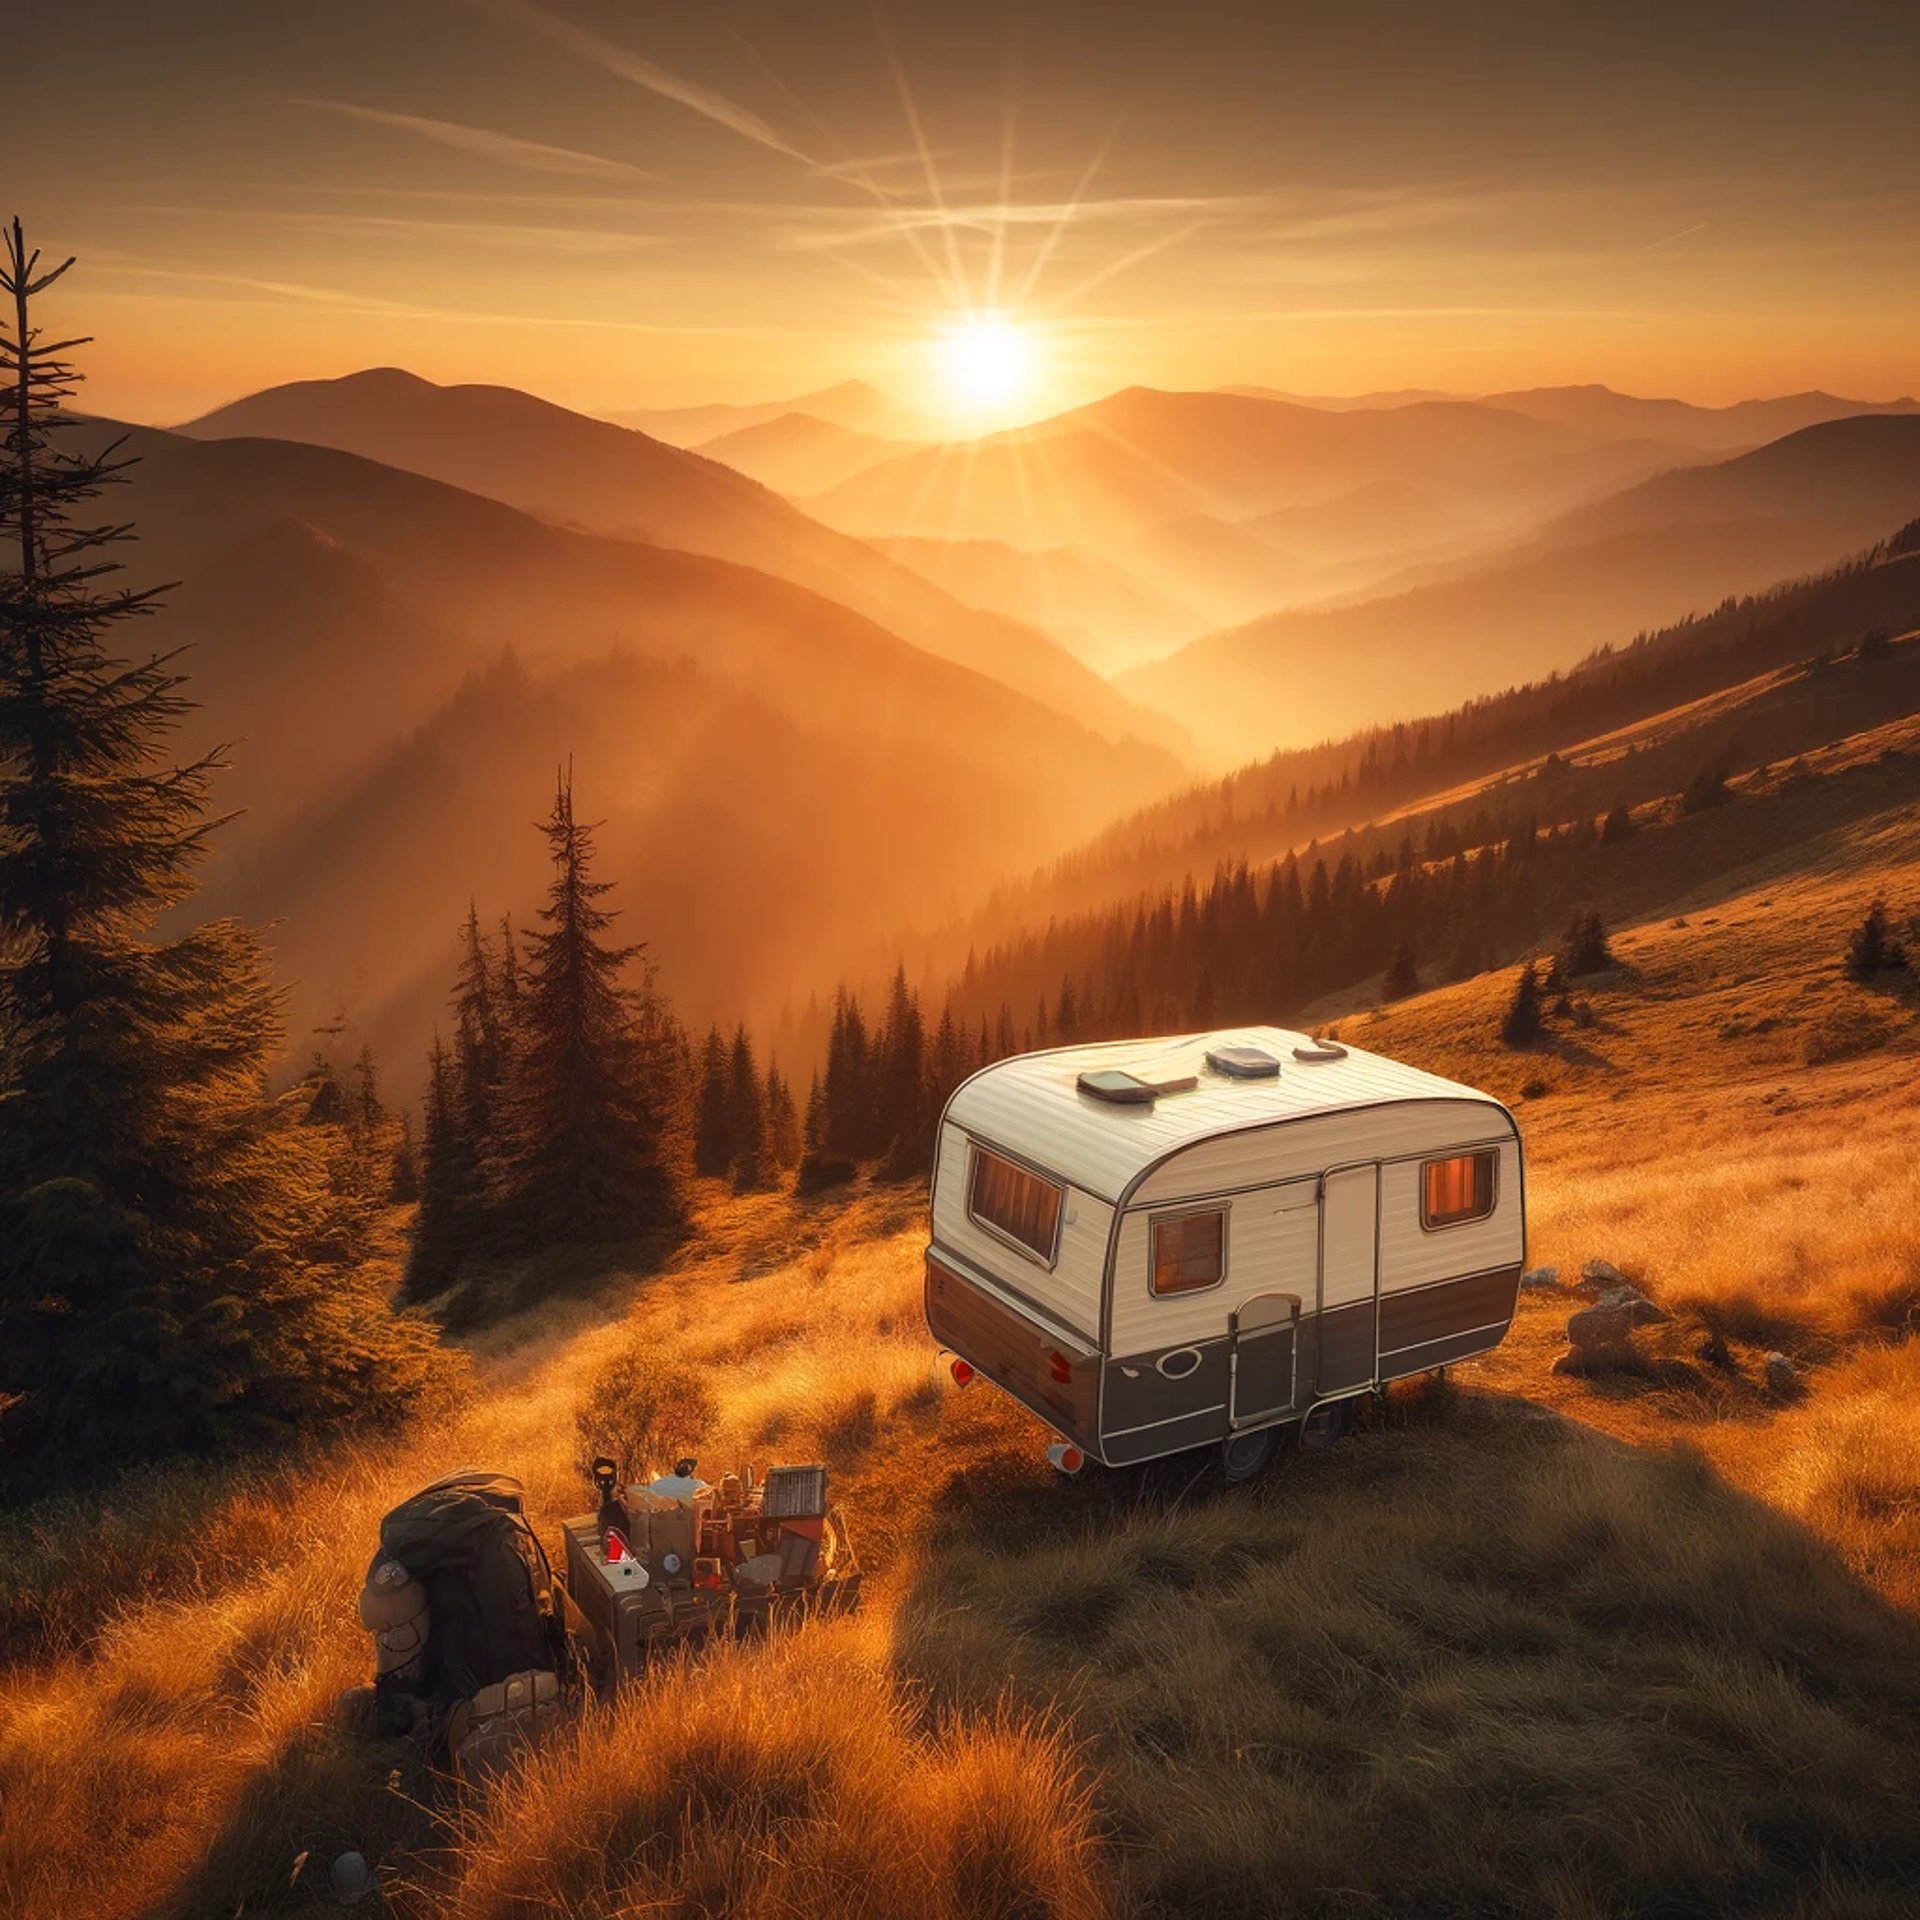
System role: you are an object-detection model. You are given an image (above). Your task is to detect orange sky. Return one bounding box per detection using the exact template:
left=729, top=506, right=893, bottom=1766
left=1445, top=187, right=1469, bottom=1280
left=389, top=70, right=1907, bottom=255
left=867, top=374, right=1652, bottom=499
left=18, top=1, right=1920, bottom=425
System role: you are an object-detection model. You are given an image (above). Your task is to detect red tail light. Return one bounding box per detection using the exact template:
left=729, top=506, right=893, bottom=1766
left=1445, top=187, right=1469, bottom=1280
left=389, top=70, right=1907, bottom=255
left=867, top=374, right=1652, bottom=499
left=1046, top=1349, right=1073, bottom=1384
left=604, top=1529, right=631, bottom=1564
left=949, top=1357, right=975, bottom=1387
left=1046, top=1442, right=1085, bottom=1475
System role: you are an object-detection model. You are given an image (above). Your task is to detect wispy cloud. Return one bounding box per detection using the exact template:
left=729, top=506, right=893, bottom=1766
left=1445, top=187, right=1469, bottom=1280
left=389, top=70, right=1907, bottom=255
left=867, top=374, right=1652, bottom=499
left=780, top=193, right=1259, bottom=253
left=125, top=203, right=661, bottom=257
left=300, top=99, right=645, bottom=180
left=470, top=0, right=810, bottom=163
left=91, top=260, right=795, bottom=334
left=1639, top=220, right=1709, bottom=251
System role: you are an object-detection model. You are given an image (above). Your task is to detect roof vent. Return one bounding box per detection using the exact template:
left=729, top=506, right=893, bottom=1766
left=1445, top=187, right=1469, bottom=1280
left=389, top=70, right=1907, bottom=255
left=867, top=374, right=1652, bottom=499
left=1292, top=1039, right=1348, bottom=1063
left=1205, top=1045, right=1280, bottom=1080
left=1077, top=1068, right=1199, bottom=1105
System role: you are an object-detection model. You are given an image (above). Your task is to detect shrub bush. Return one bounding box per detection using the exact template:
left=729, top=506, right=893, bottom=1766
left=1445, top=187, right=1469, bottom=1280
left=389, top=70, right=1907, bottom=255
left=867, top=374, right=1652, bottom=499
left=575, top=1340, right=717, bottom=1480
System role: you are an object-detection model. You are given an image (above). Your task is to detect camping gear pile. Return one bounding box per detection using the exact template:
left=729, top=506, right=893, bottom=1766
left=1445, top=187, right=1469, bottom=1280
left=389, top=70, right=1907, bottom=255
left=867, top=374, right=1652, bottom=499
left=558, top=1455, right=860, bottom=1685
left=352, top=1456, right=859, bottom=1778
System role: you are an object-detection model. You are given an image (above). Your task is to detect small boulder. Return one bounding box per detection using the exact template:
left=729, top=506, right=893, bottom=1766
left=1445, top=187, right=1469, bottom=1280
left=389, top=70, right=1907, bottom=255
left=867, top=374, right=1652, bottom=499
left=1764, top=1352, right=1799, bottom=1398
left=1593, top=1284, right=1668, bottom=1326
left=1559, top=1302, right=1644, bottom=1373
left=1579, top=1257, right=1631, bottom=1291
left=1519, top=1265, right=1559, bottom=1290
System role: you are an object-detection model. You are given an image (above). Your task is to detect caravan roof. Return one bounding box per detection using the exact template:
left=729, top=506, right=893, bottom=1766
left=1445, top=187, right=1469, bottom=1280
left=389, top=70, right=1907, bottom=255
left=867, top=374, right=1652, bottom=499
left=944, top=1025, right=1507, bottom=1204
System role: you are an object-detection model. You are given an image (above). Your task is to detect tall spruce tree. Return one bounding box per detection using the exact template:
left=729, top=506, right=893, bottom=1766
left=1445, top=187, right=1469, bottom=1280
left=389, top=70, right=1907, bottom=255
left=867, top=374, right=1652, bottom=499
left=725, top=1024, right=765, bottom=1190
left=0, top=223, right=437, bottom=1485
left=1844, top=899, right=1906, bottom=980
left=389, top=1110, right=421, bottom=1205
left=405, top=1032, right=464, bottom=1293
left=495, top=911, right=520, bottom=1020
left=1500, top=961, right=1545, bottom=1047
left=878, top=965, right=927, bottom=1176
left=1382, top=943, right=1421, bottom=1001
left=763, top=1058, right=801, bottom=1170
left=487, top=771, right=687, bottom=1246
left=693, top=1025, right=732, bottom=1177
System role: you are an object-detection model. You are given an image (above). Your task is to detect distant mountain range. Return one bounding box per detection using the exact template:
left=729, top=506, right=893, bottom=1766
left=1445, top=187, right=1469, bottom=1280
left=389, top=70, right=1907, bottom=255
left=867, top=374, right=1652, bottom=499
left=138, top=363, right=1920, bottom=1058
left=1119, top=416, right=1920, bottom=762
left=691, top=411, right=930, bottom=495
left=702, top=381, right=1916, bottom=670
left=178, top=369, right=1171, bottom=753
left=599, top=378, right=920, bottom=447
left=1225, top=382, right=1920, bottom=449
left=81, top=415, right=1182, bottom=1064
left=794, top=387, right=1723, bottom=636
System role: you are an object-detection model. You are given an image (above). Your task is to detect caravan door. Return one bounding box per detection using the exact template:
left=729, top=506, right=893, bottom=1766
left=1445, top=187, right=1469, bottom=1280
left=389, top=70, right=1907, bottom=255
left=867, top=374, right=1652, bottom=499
left=1316, top=1164, right=1379, bottom=1395
left=1228, top=1292, right=1301, bottom=1426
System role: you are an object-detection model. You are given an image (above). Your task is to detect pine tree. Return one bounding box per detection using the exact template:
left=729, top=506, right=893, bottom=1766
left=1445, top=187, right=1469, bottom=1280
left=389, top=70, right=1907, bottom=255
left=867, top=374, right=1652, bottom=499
left=1500, top=961, right=1545, bottom=1047
left=496, top=911, right=521, bottom=1021
left=1382, top=943, right=1420, bottom=1001
left=451, top=901, right=504, bottom=1210
left=406, top=1033, right=464, bottom=1293
left=389, top=1110, right=421, bottom=1204
left=878, top=966, right=927, bottom=1177
left=1681, top=763, right=1731, bottom=813
left=0, top=223, right=438, bottom=1485
left=342, top=1043, right=388, bottom=1199
left=823, top=988, right=872, bottom=1158
left=1601, top=797, right=1636, bottom=844
left=763, top=1058, right=801, bottom=1170
left=693, top=1025, right=732, bottom=1176
left=1845, top=900, right=1907, bottom=980
left=301, top=1011, right=351, bottom=1127
left=725, top=1025, right=765, bottom=1190
left=1561, top=908, right=1612, bottom=976
left=487, top=771, right=687, bottom=1249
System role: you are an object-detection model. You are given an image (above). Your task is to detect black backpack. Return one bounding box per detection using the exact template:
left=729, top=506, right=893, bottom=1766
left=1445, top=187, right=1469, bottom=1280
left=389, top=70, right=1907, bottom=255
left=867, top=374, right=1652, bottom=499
left=372, top=1470, right=557, bottom=1705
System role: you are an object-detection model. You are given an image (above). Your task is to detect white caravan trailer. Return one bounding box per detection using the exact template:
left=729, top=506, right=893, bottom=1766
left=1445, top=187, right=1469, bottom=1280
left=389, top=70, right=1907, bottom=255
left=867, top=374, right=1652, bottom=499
left=924, top=1026, right=1525, bottom=1479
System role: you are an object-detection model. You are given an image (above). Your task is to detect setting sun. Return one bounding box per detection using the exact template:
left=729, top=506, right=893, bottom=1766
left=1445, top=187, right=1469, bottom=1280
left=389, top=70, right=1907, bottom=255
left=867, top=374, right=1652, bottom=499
left=933, top=312, right=1034, bottom=414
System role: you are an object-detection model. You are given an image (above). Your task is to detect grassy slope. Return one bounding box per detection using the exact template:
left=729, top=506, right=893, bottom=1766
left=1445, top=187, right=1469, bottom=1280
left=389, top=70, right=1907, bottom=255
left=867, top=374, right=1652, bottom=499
left=4, top=761, right=1920, bottom=1918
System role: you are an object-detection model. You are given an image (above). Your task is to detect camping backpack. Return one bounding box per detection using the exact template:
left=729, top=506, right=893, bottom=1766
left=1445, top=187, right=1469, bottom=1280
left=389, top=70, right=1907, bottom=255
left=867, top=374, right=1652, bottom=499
left=362, top=1470, right=558, bottom=1730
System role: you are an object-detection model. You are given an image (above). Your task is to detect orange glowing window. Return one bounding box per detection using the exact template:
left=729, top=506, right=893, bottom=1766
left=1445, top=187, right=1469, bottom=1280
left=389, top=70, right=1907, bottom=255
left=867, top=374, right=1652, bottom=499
left=1152, top=1209, right=1225, bottom=1295
left=968, top=1147, right=1063, bottom=1262
left=1422, top=1152, right=1496, bottom=1228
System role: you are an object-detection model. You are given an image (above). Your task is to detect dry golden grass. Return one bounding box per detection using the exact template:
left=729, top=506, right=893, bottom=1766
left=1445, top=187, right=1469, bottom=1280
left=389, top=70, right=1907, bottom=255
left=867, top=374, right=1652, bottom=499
left=5, top=750, right=1920, bottom=1918
left=896, top=1394, right=1920, bottom=1918
left=442, top=1621, right=1106, bottom=1920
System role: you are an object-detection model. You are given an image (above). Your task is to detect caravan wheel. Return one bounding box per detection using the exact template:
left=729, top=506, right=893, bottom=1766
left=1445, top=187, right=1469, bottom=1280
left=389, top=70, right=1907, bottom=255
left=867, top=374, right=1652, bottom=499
left=1221, top=1425, right=1278, bottom=1483
left=1298, top=1399, right=1356, bottom=1450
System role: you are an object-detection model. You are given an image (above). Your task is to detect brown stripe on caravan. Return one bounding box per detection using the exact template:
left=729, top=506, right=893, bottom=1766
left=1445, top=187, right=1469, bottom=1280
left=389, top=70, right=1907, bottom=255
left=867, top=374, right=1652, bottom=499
left=1101, top=1404, right=1229, bottom=1467
left=1379, top=1317, right=1518, bottom=1379
left=1377, top=1266, right=1521, bottom=1360
left=925, top=1253, right=1099, bottom=1446
left=1313, top=1299, right=1376, bottom=1396
left=1101, top=1337, right=1231, bottom=1439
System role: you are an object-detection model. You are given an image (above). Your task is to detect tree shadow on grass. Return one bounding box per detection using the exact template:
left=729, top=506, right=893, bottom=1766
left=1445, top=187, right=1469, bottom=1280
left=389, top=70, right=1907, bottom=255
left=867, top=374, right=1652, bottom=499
left=434, top=1223, right=692, bottom=1338
left=893, top=1384, right=1920, bottom=1919
left=149, top=1716, right=450, bottom=1920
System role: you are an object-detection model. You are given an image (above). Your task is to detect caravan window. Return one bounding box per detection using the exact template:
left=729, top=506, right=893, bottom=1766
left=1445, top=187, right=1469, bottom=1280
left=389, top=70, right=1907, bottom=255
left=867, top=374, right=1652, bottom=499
left=1422, top=1151, right=1497, bottom=1228
left=1152, top=1209, right=1225, bottom=1295
left=968, top=1147, right=1064, bottom=1263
